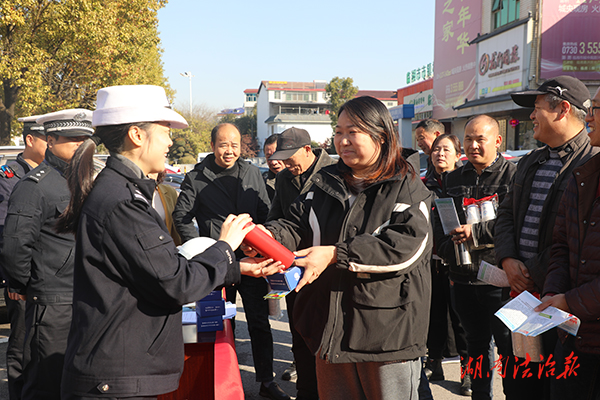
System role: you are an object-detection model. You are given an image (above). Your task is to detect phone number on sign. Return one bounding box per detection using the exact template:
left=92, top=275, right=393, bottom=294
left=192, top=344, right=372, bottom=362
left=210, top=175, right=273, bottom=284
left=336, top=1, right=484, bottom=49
left=562, top=42, right=600, bottom=55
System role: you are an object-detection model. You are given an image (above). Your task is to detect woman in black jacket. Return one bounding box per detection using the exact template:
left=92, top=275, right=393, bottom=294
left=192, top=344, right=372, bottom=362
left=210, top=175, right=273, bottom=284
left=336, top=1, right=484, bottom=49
left=56, top=85, right=280, bottom=400
left=254, top=96, right=433, bottom=399
left=423, top=134, right=470, bottom=395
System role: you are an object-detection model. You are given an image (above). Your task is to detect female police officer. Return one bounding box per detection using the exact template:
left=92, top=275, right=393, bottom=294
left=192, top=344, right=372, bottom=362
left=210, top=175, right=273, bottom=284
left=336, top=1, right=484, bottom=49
left=56, top=85, right=279, bottom=400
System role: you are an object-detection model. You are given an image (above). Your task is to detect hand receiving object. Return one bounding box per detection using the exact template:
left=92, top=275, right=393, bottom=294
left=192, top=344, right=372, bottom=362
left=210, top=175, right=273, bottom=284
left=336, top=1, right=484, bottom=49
left=242, top=223, right=295, bottom=269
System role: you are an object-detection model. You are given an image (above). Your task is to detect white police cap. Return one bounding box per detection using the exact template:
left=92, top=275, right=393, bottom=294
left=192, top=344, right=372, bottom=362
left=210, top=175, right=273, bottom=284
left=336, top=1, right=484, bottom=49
left=36, top=109, right=94, bottom=137
left=17, top=115, right=45, bottom=135
left=92, top=85, right=188, bottom=129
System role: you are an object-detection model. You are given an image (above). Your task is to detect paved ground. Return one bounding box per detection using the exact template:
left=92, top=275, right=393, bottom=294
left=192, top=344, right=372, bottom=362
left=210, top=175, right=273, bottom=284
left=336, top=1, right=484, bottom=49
left=0, top=299, right=505, bottom=400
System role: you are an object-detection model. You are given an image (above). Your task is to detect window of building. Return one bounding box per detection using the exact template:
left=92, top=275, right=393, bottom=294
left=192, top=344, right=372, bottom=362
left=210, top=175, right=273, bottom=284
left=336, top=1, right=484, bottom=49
left=492, top=0, right=520, bottom=29
left=274, top=91, right=281, bottom=100
left=246, top=94, right=257, bottom=102
left=284, top=92, right=316, bottom=102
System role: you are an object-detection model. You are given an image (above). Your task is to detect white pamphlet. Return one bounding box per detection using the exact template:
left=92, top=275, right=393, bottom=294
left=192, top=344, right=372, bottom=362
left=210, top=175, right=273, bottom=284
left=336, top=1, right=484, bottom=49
left=477, top=260, right=510, bottom=287
left=495, top=291, right=580, bottom=337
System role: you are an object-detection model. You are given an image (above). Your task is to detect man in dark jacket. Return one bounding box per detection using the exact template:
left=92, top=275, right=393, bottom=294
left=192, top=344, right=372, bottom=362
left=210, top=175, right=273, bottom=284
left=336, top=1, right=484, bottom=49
left=0, top=116, right=47, bottom=400
left=267, top=127, right=336, bottom=399
left=435, top=115, right=518, bottom=400
left=2, top=109, right=93, bottom=400
left=536, top=86, right=600, bottom=399
left=173, top=123, right=289, bottom=400
left=494, top=76, right=596, bottom=398
left=262, top=134, right=285, bottom=202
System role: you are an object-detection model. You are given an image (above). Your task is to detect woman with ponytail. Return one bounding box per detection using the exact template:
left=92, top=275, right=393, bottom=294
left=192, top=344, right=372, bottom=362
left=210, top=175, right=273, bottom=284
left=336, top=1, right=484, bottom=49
left=58, top=85, right=281, bottom=400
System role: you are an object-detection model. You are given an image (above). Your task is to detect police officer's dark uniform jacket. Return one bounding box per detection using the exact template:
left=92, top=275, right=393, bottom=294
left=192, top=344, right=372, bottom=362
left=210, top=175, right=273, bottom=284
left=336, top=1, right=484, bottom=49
left=0, top=153, right=33, bottom=281
left=267, top=148, right=336, bottom=221
left=266, top=163, right=433, bottom=363
left=0, top=152, right=34, bottom=400
left=62, top=155, right=240, bottom=398
left=173, top=153, right=270, bottom=242
left=3, top=149, right=75, bottom=300
left=2, top=148, right=75, bottom=399
left=494, top=129, right=598, bottom=291
left=434, top=155, right=516, bottom=284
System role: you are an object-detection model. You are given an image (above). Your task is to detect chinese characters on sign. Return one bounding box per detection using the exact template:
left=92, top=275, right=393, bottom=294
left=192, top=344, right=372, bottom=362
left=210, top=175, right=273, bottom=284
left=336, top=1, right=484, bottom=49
left=476, top=24, right=526, bottom=98
left=541, top=0, right=600, bottom=79
left=433, top=0, right=481, bottom=119
left=406, top=63, right=434, bottom=85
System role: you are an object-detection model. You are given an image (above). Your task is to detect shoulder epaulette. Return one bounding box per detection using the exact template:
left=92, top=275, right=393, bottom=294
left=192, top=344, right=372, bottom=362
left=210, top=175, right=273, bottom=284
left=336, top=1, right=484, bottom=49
left=25, top=167, right=50, bottom=183
left=127, top=182, right=150, bottom=206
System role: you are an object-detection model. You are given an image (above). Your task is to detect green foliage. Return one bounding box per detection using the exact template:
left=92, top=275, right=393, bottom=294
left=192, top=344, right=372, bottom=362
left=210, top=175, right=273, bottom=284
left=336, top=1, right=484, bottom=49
left=0, top=0, right=170, bottom=144
left=168, top=104, right=217, bottom=164
left=325, top=77, right=359, bottom=128
left=235, top=107, right=257, bottom=137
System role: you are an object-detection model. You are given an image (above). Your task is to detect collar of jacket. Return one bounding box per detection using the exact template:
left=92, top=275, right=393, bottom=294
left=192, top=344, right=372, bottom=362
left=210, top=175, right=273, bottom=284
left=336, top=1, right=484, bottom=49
left=279, top=147, right=335, bottom=184
left=196, top=153, right=250, bottom=181
left=106, top=156, right=156, bottom=201
left=460, top=153, right=507, bottom=176
left=14, top=153, right=33, bottom=175
left=44, top=148, right=69, bottom=175
left=573, top=151, right=600, bottom=183
left=311, top=163, right=405, bottom=204
left=541, top=128, right=589, bottom=160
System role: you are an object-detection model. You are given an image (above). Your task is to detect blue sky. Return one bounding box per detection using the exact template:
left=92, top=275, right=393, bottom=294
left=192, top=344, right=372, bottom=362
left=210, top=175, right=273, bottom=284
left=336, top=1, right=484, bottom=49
left=157, top=0, right=435, bottom=112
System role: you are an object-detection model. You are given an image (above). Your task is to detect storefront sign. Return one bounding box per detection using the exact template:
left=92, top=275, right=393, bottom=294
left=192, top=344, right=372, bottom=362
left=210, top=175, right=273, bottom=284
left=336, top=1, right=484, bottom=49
left=433, top=0, right=482, bottom=119
left=404, top=89, right=434, bottom=114
left=477, top=24, right=526, bottom=98
left=540, top=0, right=600, bottom=80
left=406, top=64, right=434, bottom=84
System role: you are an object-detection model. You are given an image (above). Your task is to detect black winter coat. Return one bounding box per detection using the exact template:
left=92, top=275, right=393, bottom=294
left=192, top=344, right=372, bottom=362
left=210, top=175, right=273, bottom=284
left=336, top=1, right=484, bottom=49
left=494, top=130, right=597, bottom=291
left=61, top=156, right=240, bottom=398
left=545, top=153, right=600, bottom=355
left=266, top=164, right=432, bottom=364
left=2, top=149, right=75, bottom=301
left=0, top=153, right=33, bottom=283
left=267, top=148, right=336, bottom=221
left=173, top=154, right=270, bottom=243
left=435, top=155, right=516, bottom=284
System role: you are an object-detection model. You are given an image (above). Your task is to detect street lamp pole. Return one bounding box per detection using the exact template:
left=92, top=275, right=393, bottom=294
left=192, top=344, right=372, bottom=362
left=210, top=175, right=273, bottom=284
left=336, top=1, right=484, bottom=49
left=180, top=71, right=194, bottom=116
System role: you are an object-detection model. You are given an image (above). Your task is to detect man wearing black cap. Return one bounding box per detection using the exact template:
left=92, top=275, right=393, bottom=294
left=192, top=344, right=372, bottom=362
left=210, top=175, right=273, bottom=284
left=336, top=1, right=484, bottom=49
left=0, top=116, right=47, bottom=400
left=266, top=127, right=336, bottom=400
left=267, top=127, right=336, bottom=221
left=2, top=109, right=93, bottom=400
left=495, top=75, right=597, bottom=398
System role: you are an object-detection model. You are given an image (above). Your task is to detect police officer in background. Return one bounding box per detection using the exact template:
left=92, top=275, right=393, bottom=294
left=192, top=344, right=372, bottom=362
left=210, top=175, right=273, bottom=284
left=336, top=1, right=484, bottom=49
left=0, top=116, right=47, bottom=400
left=2, top=109, right=93, bottom=400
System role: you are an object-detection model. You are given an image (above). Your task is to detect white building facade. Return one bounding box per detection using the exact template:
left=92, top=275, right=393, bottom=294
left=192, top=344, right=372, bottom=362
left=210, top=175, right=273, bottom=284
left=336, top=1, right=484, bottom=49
left=256, top=81, right=333, bottom=149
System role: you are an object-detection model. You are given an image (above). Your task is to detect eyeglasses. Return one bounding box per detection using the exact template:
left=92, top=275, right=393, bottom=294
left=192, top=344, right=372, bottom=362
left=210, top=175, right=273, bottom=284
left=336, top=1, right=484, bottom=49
left=588, top=106, right=600, bottom=117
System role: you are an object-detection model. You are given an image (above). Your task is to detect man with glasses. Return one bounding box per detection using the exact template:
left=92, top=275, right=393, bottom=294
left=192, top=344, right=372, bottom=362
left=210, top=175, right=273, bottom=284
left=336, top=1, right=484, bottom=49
left=0, top=116, right=47, bottom=400
left=495, top=75, right=597, bottom=398
left=535, top=85, right=600, bottom=399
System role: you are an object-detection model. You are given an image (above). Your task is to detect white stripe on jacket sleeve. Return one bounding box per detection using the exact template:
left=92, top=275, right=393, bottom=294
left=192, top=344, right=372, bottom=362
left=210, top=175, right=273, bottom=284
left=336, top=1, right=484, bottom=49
left=350, top=201, right=430, bottom=273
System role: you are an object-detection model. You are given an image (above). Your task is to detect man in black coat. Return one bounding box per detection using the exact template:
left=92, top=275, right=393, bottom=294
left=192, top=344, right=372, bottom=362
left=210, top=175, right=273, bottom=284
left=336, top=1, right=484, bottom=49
left=0, top=116, right=47, bottom=400
left=173, top=123, right=289, bottom=400
left=435, top=115, right=518, bottom=400
left=2, top=109, right=93, bottom=400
